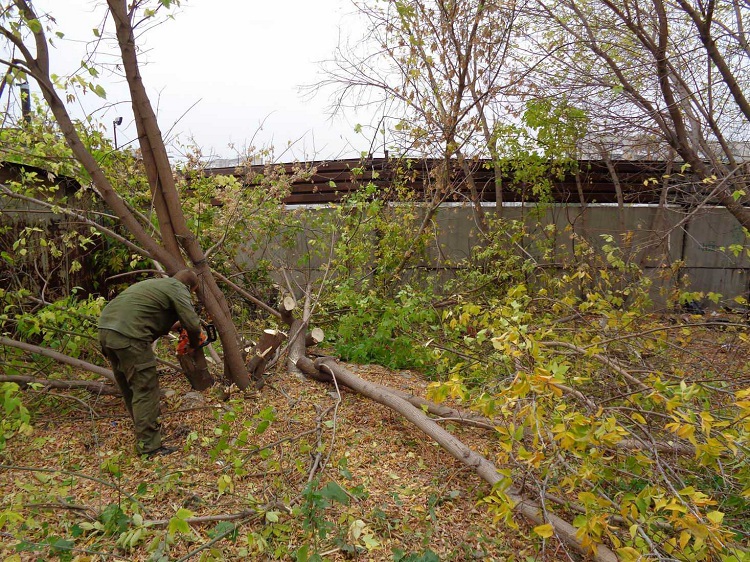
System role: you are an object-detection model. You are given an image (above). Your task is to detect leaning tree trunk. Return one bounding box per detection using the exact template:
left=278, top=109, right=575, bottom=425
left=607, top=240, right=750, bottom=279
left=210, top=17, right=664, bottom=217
left=9, top=1, right=250, bottom=389
left=107, top=0, right=250, bottom=390
left=297, top=356, right=619, bottom=562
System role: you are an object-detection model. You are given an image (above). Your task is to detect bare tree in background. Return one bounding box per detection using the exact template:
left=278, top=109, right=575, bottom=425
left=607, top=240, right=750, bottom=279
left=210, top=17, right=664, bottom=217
left=317, top=0, right=522, bottom=236
left=523, top=0, right=750, bottom=228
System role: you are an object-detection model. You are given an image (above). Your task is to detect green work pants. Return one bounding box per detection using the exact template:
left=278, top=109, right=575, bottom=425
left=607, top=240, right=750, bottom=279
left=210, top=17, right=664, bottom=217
left=99, top=329, right=162, bottom=454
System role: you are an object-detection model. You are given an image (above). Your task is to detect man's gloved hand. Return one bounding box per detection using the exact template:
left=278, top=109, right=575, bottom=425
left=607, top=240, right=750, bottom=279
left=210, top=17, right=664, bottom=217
left=177, top=329, right=206, bottom=356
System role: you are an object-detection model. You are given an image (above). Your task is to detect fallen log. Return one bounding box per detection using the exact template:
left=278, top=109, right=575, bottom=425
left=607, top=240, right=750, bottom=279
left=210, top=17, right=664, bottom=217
left=0, top=375, right=119, bottom=395
left=301, top=364, right=494, bottom=427
left=297, top=356, right=619, bottom=562
left=302, top=364, right=695, bottom=456
left=1, top=336, right=116, bottom=384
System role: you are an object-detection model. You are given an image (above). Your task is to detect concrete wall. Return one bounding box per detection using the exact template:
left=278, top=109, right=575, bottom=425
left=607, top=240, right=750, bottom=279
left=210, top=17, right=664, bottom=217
left=446, top=204, right=749, bottom=304
left=236, top=203, right=750, bottom=307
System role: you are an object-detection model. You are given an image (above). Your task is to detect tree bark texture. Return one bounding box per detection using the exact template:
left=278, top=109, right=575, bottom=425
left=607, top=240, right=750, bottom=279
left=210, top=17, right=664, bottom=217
left=246, top=329, right=286, bottom=386
left=286, top=318, right=308, bottom=377
left=279, top=295, right=307, bottom=377
left=177, top=351, right=214, bottom=391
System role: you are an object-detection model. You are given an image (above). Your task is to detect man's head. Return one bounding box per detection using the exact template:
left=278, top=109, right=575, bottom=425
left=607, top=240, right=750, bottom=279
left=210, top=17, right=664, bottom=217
left=172, top=269, right=199, bottom=293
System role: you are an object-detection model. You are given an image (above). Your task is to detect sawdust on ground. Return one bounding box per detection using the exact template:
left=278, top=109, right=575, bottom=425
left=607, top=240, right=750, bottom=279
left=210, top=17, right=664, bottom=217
left=0, top=359, right=556, bottom=561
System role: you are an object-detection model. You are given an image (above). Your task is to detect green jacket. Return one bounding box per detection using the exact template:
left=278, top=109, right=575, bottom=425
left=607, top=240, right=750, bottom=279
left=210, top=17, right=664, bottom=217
left=98, top=278, right=201, bottom=343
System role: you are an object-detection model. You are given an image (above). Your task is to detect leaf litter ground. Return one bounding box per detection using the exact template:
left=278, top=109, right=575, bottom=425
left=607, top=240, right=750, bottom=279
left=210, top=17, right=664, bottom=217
left=0, top=359, right=553, bottom=561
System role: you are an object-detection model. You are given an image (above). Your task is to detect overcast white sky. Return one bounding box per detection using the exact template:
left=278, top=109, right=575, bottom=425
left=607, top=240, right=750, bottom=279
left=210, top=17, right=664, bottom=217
left=25, top=0, right=373, bottom=162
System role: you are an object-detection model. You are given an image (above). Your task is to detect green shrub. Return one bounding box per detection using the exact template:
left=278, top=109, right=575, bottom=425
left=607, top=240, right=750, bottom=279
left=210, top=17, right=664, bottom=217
left=333, top=287, right=437, bottom=370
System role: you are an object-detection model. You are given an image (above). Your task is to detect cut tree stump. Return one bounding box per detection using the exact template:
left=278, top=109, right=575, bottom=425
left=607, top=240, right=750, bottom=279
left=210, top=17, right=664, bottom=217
left=306, top=327, right=325, bottom=347
left=278, top=294, right=308, bottom=378
left=246, top=329, right=287, bottom=386
left=178, top=349, right=214, bottom=391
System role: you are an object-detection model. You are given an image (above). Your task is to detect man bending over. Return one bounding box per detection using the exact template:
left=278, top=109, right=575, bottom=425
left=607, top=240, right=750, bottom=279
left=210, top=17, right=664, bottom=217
left=98, top=269, right=202, bottom=457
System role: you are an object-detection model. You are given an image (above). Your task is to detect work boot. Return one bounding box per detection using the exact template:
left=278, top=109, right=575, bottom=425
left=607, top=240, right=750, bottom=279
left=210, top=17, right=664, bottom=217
left=144, top=446, right=177, bottom=458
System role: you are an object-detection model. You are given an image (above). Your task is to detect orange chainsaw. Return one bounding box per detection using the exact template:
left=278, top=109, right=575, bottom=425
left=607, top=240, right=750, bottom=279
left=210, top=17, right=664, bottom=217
left=176, top=323, right=217, bottom=356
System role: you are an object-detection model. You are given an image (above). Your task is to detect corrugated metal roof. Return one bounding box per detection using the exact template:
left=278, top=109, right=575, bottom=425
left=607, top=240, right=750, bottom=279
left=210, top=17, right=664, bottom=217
left=202, top=157, right=706, bottom=206
left=0, top=160, right=81, bottom=195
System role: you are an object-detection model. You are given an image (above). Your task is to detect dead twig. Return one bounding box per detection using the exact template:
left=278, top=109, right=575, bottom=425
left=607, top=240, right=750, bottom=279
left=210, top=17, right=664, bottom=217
left=25, top=498, right=98, bottom=522
left=0, top=464, right=144, bottom=513
left=234, top=427, right=319, bottom=471
left=172, top=514, right=257, bottom=562
left=543, top=340, right=650, bottom=391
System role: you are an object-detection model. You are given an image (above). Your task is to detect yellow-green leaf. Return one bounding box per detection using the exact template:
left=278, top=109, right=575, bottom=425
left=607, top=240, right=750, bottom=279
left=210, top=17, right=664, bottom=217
left=616, top=546, right=643, bottom=561
left=533, top=523, right=555, bottom=538
left=706, top=510, right=724, bottom=525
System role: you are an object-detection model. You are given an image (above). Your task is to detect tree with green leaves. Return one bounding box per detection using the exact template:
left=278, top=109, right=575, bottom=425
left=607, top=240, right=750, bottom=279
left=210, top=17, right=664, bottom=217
left=0, top=0, right=250, bottom=389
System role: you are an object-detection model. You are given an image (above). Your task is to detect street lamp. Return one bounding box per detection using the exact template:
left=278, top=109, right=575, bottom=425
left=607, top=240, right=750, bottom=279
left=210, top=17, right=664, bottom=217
left=19, top=82, right=31, bottom=123
left=113, top=117, right=123, bottom=149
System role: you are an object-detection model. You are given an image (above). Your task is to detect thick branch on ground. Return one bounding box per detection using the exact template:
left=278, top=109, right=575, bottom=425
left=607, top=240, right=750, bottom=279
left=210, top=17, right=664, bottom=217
left=0, top=375, right=119, bottom=395
left=302, top=364, right=695, bottom=457
left=1, top=336, right=115, bottom=383
left=296, top=356, right=618, bottom=562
